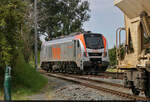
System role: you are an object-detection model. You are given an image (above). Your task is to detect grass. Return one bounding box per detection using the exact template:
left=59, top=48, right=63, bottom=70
left=6, top=53, right=48, bottom=100
left=106, top=67, right=124, bottom=72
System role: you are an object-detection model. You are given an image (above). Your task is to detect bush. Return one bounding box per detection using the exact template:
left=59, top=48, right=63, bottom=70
left=12, top=54, right=48, bottom=93
left=109, top=47, right=116, bottom=66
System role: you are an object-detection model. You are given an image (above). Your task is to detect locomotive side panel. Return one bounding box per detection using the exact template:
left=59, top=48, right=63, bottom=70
left=51, top=44, right=61, bottom=61
left=40, top=44, right=49, bottom=63
left=45, top=40, right=77, bottom=62
left=60, top=41, right=75, bottom=61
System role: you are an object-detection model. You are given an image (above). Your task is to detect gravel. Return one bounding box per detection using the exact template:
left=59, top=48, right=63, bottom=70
left=81, top=76, right=145, bottom=97
left=83, top=76, right=123, bottom=85
left=29, top=74, right=128, bottom=100
left=52, top=84, right=127, bottom=100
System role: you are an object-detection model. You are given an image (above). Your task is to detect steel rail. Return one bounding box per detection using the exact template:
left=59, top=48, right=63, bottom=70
left=43, top=72, right=149, bottom=100
left=58, top=73, right=125, bottom=88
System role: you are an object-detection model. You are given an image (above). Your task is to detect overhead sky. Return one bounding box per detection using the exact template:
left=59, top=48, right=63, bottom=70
left=82, top=0, right=125, bottom=49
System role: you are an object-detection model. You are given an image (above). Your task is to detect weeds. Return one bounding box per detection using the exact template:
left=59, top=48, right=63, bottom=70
left=11, top=54, right=48, bottom=99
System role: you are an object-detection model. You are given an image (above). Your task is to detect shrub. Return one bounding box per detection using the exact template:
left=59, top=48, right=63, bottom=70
left=12, top=54, right=48, bottom=93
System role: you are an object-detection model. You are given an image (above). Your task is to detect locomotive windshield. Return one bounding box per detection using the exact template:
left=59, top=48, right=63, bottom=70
left=84, top=34, right=104, bottom=49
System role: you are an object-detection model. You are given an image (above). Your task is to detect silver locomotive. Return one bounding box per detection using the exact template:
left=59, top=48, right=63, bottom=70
left=40, top=32, right=109, bottom=74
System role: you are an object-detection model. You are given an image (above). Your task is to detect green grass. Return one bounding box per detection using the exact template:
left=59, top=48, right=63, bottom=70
left=10, top=54, right=48, bottom=100
left=106, top=67, right=124, bottom=72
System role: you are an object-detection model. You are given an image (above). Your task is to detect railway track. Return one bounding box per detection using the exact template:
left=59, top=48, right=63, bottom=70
left=97, top=72, right=124, bottom=79
left=40, top=70, right=149, bottom=100
left=57, top=73, right=125, bottom=89
left=39, top=69, right=124, bottom=79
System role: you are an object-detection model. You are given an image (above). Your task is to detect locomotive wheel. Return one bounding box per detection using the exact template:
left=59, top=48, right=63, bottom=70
left=77, top=70, right=82, bottom=75
left=93, top=72, right=98, bottom=75
left=59, top=69, right=62, bottom=73
left=144, top=72, right=150, bottom=98
left=58, top=70, right=61, bottom=73
left=49, top=69, right=52, bottom=73
left=87, top=72, right=91, bottom=75
left=100, top=66, right=107, bottom=72
left=74, top=71, right=77, bottom=74
left=62, top=70, right=65, bottom=73
left=131, top=86, right=140, bottom=96
left=88, top=72, right=92, bottom=75
left=46, top=69, right=49, bottom=72
left=82, top=71, right=87, bottom=75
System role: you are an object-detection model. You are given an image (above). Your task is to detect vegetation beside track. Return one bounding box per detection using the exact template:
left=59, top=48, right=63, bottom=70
left=106, top=68, right=117, bottom=72
left=106, top=67, right=124, bottom=72
left=12, top=54, right=48, bottom=99
left=0, top=54, right=48, bottom=100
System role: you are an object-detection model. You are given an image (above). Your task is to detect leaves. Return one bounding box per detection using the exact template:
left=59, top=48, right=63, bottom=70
left=0, top=35, right=12, bottom=66
left=108, top=46, right=116, bottom=66
left=38, top=0, right=90, bottom=40
left=0, top=0, right=27, bottom=67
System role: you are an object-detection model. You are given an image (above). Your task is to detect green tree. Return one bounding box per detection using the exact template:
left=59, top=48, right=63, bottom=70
left=0, top=0, right=27, bottom=67
left=38, top=0, right=90, bottom=40
left=109, top=46, right=117, bottom=66
left=0, top=0, right=46, bottom=91
left=0, top=0, right=29, bottom=86
left=109, top=44, right=126, bottom=66
left=21, top=1, right=42, bottom=63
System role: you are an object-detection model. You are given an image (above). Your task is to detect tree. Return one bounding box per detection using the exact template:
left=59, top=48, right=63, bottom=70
left=109, top=46, right=117, bottom=66
left=0, top=0, right=27, bottom=67
left=109, top=44, right=126, bottom=67
left=21, top=1, right=42, bottom=63
left=0, top=0, right=29, bottom=85
left=38, top=0, right=90, bottom=40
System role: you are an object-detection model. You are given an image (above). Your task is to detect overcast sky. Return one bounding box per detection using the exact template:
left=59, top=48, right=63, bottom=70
left=82, top=0, right=125, bottom=48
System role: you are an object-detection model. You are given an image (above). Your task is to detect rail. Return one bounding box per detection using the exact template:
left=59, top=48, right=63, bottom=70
left=43, top=72, right=149, bottom=100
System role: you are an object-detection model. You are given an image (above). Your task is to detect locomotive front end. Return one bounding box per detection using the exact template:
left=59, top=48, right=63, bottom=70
left=82, top=33, right=109, bottom=72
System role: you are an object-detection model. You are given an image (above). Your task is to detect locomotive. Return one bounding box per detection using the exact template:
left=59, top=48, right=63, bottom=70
left=40, top=32, right=109, bottom=74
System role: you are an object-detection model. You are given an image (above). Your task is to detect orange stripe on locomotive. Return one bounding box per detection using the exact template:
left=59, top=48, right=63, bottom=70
left=52, top=45, right=61, bottom=60
left=102, top=35, right=107, bottom=56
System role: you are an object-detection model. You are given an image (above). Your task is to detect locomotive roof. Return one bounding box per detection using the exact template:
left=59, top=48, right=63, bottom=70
left=43, top=33, right=103, bottom=46
left=44, top=36, right=75, bottom=46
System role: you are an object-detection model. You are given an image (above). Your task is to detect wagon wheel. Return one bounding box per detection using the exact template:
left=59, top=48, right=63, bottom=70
left=144, top=72, right=150, bottom=98
left=131, top=86, right=140, bottom=96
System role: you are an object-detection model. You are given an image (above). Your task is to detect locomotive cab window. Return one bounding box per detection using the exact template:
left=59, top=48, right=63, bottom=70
left=84, top=34, right=104, bottom=49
